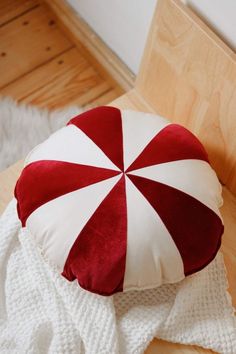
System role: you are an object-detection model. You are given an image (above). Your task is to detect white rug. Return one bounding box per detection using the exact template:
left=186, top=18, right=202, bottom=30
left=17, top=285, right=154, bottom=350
left=0, top=97, right=83, bottom=171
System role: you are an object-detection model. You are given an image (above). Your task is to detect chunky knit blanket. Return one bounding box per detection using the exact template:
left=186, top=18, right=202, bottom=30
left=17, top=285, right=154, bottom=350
left=0, top=199, right=236, bottom=354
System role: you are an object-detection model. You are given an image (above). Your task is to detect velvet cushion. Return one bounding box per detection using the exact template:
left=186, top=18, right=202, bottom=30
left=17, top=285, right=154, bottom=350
left=15, top=106, right=224, bottom=295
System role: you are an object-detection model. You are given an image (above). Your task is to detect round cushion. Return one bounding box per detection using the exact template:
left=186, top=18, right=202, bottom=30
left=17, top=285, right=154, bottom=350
left=15, top=106, right=224, bottom=295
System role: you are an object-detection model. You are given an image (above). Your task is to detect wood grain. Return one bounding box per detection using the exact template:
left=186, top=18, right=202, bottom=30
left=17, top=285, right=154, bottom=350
left=1, top=48, right=113, bottom=109
left=0, top=2, right=122, bottom=108
left=87, top=88, right=121, bottom=108
left=136, top=0, right=236, bottom=195
left=0, top=0, right=39, bottom=26
left=0, top=4, right=72, bottom=88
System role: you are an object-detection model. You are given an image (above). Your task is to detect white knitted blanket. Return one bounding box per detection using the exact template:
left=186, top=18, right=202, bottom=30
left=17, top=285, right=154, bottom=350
left=0, top=200, right=236, bottom=354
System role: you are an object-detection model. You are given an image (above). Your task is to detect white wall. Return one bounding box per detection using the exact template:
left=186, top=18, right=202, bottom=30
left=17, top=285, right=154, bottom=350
left=185, top=0, right=236, bottom=50
left=67, top=0, right=236, bottom=75
left=67, top=0, right=157, bottom=74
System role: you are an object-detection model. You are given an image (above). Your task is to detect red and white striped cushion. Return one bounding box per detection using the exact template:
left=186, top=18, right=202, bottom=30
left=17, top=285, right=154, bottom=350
left=15, top=106, right=224, bottom=295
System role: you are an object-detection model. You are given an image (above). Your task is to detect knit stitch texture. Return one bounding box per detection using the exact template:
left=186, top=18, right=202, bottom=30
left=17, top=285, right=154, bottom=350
left=0, top=199, right=235, bottom=354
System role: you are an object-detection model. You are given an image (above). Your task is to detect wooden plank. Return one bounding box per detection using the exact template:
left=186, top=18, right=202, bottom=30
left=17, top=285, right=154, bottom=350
left=74, top=81, right=112, bottom=107
left=0, top=4, right=73, bottom=88
left=1, top=47, right=113, bottom=108
left=0, top=0, right=39, bottom=26
left=30, top=66, right=108, bottom=109
left=136, top=0, right=236, bottom=195
left=87, top=88, right=121, bottom=108
left=44, top=0, right=134, bottom=92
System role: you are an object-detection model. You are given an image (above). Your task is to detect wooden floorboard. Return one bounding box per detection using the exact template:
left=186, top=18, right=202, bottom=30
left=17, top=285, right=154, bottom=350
left=75, top=81, right=113, bottom=107
left=0, top=0, right=39, bottom=27
left=1, top=47, right=113, bottom=108
left=87, top=88, right=121, bottom=108
left=0, top=4, right=73, bottom=88
left=0, top=1, right=123, bottom=109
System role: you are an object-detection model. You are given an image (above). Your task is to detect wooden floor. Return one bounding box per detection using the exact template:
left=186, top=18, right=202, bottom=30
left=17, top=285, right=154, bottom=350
left=0, top=0, right=124, bottom=109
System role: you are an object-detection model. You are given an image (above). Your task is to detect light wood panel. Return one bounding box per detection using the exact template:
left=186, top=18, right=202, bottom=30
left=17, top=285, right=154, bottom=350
left=136, top=0, right=236, bottom=195
left=0, top=0, right=39, bottom=26
left=1, top=48, right=113, bottom=109
left=0, top=5, right=72, bottom=88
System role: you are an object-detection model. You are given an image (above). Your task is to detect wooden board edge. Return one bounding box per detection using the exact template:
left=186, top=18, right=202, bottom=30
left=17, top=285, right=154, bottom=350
left=43, top=0, right=135, bottom=92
